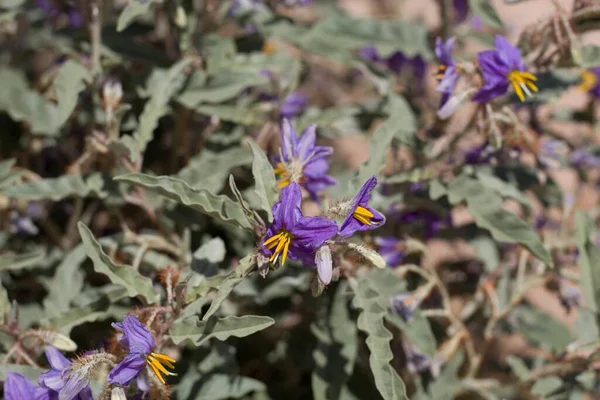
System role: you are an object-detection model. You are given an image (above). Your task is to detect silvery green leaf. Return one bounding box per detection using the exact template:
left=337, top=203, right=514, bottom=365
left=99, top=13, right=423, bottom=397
left=352, top=270, right=408, bottom=400
left=0, top=250, right=46, bottom=271
left=531, top=376, right=563, bottom=397
left=194, top=104, right=267, bottom=126
left=0, top=364, right=45, bottom=381
left=468, top=0, right=504, bottom=29
left=53, top=60, right=92, bottom=126
left=42, top=244, right=86, bottom=317
left=1, top=173, right=106, bottom=201
left=117, top=0, right=164, bottom=32
left=169, top=315, right=274, bottom=346
left=469, top=236, right=500, bottom=273
left=575, top=211, right=600, bottom=313
left=572, top=44, right=600, bottom=68
left=296, top=105, right=361, bottom=133
left=574, top=309, right=600, bottom=342
left=383, top=168, right=438, bottom=184
left=78, top=222, right=160, bottom=304
left=0, top=0, right=25, bottom=9
left=193, top=237, right=226, bottom=277
left=177, top=370, right=267, bottom=400
left=312, top=282, right=357, bottom=400
left=386, top=310, right=436, bottom=359
left=506, top=355, right=530, bottom=380
left=176, top=146, right=253, bottom=190
left=0, top=159, right=24, bottom=189
left=0, top=69, right=62, bottom=136
left=116, top=173, right=252, bottom=230
left=0, top=278, right=9, bottom=325
left=474, top=170, right=530, bottom=207
left=201, top=254, right=256, bottom=321
left=114, top=58, right=195, bottom=161
left=249, top=141, right=277, bottom=223
left=510, top=305, right=573, bottom=351
left=426, top=352, right=465, bottom=400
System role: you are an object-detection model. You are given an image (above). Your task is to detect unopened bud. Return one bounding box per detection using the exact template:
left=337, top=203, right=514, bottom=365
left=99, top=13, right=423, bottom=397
left=102, top=80, right=123, bottom=118
left=347, top=242, right=386, bottom=269
left=174, top=6, right=187, bottom=28
left=437, top=88, right=476, bottom=120
left=404, top=238, right=427, bottom=255
left=51, top=333, right=77, bottom=352
left=315, top=245, right=333, bottom=285
left=111, top=387, right=127, bottom=400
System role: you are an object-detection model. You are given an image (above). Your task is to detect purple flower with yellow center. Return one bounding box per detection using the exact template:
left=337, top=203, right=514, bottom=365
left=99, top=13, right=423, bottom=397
left=261, top=183, right=338, bottom=267
left=38, top=347, right=93, bottom=400
left=273, top=119, right=336, bottom=201
left=4, top=372, right=51, bottom=400
left=339, top=176, right=385, bottom=237
left=435, top=37, right=460, bottom=106
left=108, top=315, right=176, bottom=386
left=473, top=35, right=538, bottom=103
left=375, top=237, right=405, bottom=267
left=578, top=67, right=600, bottom=97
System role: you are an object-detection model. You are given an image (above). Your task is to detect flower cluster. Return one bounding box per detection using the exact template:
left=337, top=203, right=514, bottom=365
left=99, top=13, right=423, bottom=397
left=263, top=121, right=387, bottom=284
left=3, top=316, right=175, bottom=400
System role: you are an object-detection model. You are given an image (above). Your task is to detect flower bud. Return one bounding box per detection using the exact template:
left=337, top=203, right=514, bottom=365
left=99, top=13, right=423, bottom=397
left=315, top=245, right=333, bottom=285
left=51, top=333, right=78, bottom=352
left=102, top=80, right=123, bottom=118
left=346, top=242, right=386, bottom=269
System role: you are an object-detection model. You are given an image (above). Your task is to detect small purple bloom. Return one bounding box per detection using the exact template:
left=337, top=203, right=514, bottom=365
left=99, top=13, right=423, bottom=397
left=375, top=237, right=405, bottom=267
left=339, top=176, right=385, bottom=237
left=279, top=91, right=308, bottom=119
left=453, top=0, right=469, bottom=22
left=274, top=119, right=336, bottom=201
left=262, top=183, right=338, bottom=266
left=435, top=37, right=460, bottom=106
left=359, top=46, right=427, bottom=88
left=38, top=347, right=93, bottom=400
left=472, top=35, right=538, bottom=103
left=569, top=148, right=600, bottom=168
left=4, top=372, right=51, bottom=400
left=393, top=208, right=451, bottom=240
left=35, top=0, right=84, bottom=29
left=578, top=67, right=600, bottom=97
left=389, top=293, right=417, bottom=321
left=108, top=315, right=176, bottom=386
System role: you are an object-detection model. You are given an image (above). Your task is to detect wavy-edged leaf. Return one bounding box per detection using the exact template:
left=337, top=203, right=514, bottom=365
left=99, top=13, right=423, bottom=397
left=177, top=371, right=268, bottom=400
left=351, top=269, right=408, bottom=400
left=0, top=250, right=46, bottom=271
left=531, top=376, right=563, bottom=397
left=426, top=352, right=465, bottom=400
left=468, top=0, right=504, bottom=29
left=386, top=310, right=436, bottom=359
left=312, top=282, right=358, bottom=400
left=510, top=305, right=573, bottom=351
left=53, top=60, right=92, bottom=125
left=77, top=222, right=159, bottom=304
left=117, top=0, right=164, bottom=32
left=42, top=244, right=87, bottom=317
left=248, top=141, right=277, bottom=223
left=113, top=58, right=194, bottom=161
left=575, top=211, right=600, bottom=314
left=115, top=173, right=252, bottom=230
left=169, top=315, right=274, bottom=346
left=1, top=173, right=106, bottom=200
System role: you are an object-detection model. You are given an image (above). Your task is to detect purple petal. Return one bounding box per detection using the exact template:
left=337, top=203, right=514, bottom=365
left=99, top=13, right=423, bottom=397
left=472, top=81, right=510, bottom=103
left=136, top=371, right=151, bottom=392
left=281, top=119, right=297, bottom=161
left=74, top=385, right=93, bottom=400
left=302, top=174, right=337, bottom=202
left=375, top=236, right=400, bottom=249
left=477, top=50, right=508, bottom=79
left=120, top=315, right=155, bottom=354
left=107, top=353, right=147, bottom=385
left=45, top=347, right=71, bottom=371
left=59, top=373, right=88, bottom=400
left=276, top=182, right=303, bottom=231
left=380, top=249, right=405, bottom=267
left=386, top=52, right=406, bottom=74
left=355, top=175, right=378, bottom=207
left=292, top=216, right=338, bottom=250
left=38, top=369, right=65, bottom=391
left=494, top=35, right=522, bottom=71
left=359, top=46, right=380, bottom=62
left=280, top=92, right=308, bottom=118
left=339, top=206, right=386, bottom=237
left=436, top=66, right=459, bottom=94
left=4, top=373, right=38, bottom=400
left=296, top=124, right=316, bottom=161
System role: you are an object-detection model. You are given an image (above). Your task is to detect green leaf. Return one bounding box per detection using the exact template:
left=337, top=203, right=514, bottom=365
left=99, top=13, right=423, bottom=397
left=117, top=0, right=164, bottom=32
left=0, top=250, right=46, bottom=271
left=43, top=245, right=86, bottom=317
left=386, top=310, right=436, bottom=359
left=201, top=254, right=256, bottom=321
left=194, top=104, right=267, bottom=126
left=0, top=365, right=45, bottom=381
left=169, top=315, right=274, bottom=346
left=575, top=211, right=600, bottom=314
left=511, top=305, right=573, bottom=351
left=506, top=355, right=530, bottom=380
left=269, top=17, right=432, bottom=64
left=312, top=282, right=358, bottom=400
left=0, top=278, right=10, bottom=325
left=572, top=44, right=600, bottom=68
left=531, top=376, right=563, bottom=397
left=113, top=58, right=194, bottom=161
left=1, top=173, right=106, bottom=201
left=351, top=270, right=408, bottom=400
left=177, top=371, right=267, bottom=400
left=427, top=352, right=465, bottom=400
left=434, top=175, right=552, bottom=266
left=53, top=60, right=92, bottom=126
left=474, top=170, right=530, bottom=207
left=249, top=141, right=277, bottom=223
left=77, top=222, right=160, bottom=304
left=0, top=159, right=23, bottom=190
left=468, top=0, right=504, bottom=29
left=115, top=173, right=252, bottom=230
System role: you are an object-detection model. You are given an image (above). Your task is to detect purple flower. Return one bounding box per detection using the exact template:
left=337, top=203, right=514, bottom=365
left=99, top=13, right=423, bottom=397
left=569, top=148, right=600, bottom=168
left=375, top=237, right=405, bottom=267
left=339, top=176, right=385, bottom=237
left=473, top=35, right=538, bottom=103
left=108, top=315, right=176, bottom=386
left=578, top=67, right=600, bottom=97
left=280, top=91, right=308, bottom=119
left=453, top=0, right=469, bottom=22
left=389, top=293, right=417, bottom=321
left=261, top=183, right=338, bottom=267
left=38, top=347, right=93, bottom=400
left=359, top=46, right=427, bottom=87
left=435, top=37, right=460, bottom=106
left=273, top=119, right=336, bottom=201
left=393, top=208, right=451, bottom=240
left=4, top=372, right=51, bottom=400
left=35, top=0, right=84, bottom=29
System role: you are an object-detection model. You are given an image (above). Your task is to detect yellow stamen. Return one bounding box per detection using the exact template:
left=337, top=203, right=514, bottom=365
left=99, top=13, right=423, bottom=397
left=146, top=352, right=177, bottom=385
left=266, top=230, right=293, bottom=266
left=435, top=64, right=447, bottom=82
left=274, top=162, right=292, bottom=189
left=353, top=205, right=377, bottom=226
left=508, top=70, right=538, bottom=102
left=262, top=40, right=275, bottom=55
left=578, top=70, right=598, bottom=92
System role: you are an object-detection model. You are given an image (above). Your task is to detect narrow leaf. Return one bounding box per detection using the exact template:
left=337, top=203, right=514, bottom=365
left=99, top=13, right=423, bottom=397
left=169, top=315, right=274, bottom=345
left=1, top=173, right=106, bottom=201
left=575, top=211, right=600, bottom=313
left=248, top=141, right=277, bottom=222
